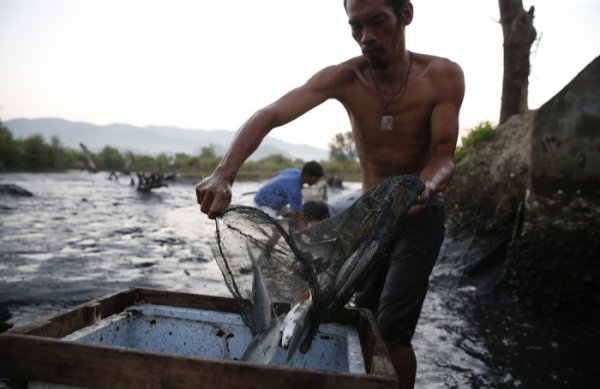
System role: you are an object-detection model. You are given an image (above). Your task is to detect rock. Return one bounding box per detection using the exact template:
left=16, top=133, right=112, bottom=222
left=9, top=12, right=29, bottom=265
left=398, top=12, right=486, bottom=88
left=444, top=57, right=600, bottom=333
left=0, top=322, right=12, bottom=333
left=446, top=111, right=534, bottom=236
left=511, top=56, right=600, bottom=328
left=0, top=184, right=33, bottom=197
left=506, top=191, right=600, bottom=330
left=530, top=55, right=600, bottom=197
left=0, top=304, right=12, bottom=333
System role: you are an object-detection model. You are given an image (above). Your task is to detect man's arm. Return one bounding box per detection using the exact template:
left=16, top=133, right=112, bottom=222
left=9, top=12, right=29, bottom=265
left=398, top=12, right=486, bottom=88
left=409, top=59, right=465, bottom=215
left=196, top=66, right=341, bottom=219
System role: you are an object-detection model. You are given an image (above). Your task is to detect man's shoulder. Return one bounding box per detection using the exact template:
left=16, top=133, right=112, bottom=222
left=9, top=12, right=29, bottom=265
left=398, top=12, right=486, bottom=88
left=275, top=168, right=301, bottom=181
left=415, top=52, right=463, bottom=80
left=413, top=52, right=464, bottom=97
left=311, top=56, right=367, bottom=88
left=280, top=167, right=301, bottom=175
left=337, top=56, right=368, bottom=70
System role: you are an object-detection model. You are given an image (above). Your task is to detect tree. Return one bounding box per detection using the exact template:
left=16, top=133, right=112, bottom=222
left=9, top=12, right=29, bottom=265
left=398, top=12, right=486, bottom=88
left=329, top=131, right=357, bottom=162
left=22, top=134, right=52, bottom=169
left=196, top=145, right=220, bottom=174
left=98, top=146, right=125, bottom=171
left=199, top=144, right=218, bottom=159
left=173, top=152, right=197, bottom=170
left=498, top=0, right=537, bottom=124
left=48, top=136, right=70, bottom=169
left=155, top=153, right=172, bottom=170
left=0, top=123, right=21, bottom=169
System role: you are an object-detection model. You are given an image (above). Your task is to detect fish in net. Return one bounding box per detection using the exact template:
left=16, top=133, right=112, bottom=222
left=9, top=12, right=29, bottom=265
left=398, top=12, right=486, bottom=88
left=211, top=175, right=425, bottom=362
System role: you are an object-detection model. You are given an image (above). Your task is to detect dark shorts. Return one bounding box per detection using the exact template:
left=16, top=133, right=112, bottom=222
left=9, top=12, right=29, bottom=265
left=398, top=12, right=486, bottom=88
left=354, top=198, right=445, bottom=347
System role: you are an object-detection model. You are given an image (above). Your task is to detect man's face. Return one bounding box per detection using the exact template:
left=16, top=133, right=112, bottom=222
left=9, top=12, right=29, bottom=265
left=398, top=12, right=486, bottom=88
left=346, top=0, right=405, bottom=68
left=305, top=175, right=320, bottom=186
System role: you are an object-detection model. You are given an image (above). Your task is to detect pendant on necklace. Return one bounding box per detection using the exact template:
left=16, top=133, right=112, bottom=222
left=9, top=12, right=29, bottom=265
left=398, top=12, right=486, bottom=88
left=380, top=115, right=394, bottom=131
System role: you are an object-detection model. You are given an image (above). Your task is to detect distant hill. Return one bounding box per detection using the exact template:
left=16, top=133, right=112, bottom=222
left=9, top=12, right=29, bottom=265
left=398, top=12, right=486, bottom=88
left=4, top=118, right=329, bottom=162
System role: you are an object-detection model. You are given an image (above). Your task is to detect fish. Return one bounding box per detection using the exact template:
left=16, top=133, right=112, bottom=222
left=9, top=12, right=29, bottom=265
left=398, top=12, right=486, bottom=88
left=284, top=266, right=336, bottom=359
left=281, top=290, right=312, bottom=350
left=240, top=239, right=282, bottom=364
left=284, top=295, right=318, bottom=361
left=240, top=316, right=282, bottom=364
left=246, top=239, right=272, bottom=335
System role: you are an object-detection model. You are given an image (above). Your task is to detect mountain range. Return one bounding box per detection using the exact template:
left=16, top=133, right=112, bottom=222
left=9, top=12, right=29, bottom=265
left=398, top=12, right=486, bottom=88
left=4, top=118, right=329, bottom=162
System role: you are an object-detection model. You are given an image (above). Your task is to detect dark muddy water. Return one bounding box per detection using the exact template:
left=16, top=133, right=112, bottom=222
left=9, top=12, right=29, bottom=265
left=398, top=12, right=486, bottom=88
left=1, top=171, right=596, bottom=388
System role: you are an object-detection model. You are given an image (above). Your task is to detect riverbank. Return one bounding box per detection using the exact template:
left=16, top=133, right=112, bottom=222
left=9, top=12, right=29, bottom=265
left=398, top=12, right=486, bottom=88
left=444, top=111, right=600, bottom=349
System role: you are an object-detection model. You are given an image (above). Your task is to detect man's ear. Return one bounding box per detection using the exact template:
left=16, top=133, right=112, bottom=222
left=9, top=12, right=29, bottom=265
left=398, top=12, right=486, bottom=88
left=403, top=1, right=414, bottom=26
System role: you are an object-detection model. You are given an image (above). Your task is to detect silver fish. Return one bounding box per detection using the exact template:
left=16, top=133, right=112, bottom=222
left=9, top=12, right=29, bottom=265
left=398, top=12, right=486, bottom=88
left=284, top=267, right=335, bottom=360
left=284, top=298, right=315, bottom=361
left=240, top=316, right=282, bottom=364
left=246, top=239, right=272, bottom=335
left=281, top=291, right=312, bottom=350
left=241, top=239, right=282, bottom=364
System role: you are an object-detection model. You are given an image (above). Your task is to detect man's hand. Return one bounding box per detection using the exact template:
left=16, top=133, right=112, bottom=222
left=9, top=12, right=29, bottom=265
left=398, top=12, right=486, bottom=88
left=281, top=211, right=307, bottom=228
left=407, top=185, right=432, bottom=216
left=195, top=174, right=233, bottom=219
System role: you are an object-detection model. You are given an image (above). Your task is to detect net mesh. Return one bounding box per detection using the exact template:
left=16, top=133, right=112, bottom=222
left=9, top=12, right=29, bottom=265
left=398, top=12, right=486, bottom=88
left=211, top=175, right=424, bottom=353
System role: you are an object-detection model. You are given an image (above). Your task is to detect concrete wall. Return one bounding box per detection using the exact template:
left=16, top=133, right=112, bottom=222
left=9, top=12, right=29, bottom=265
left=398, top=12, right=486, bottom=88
left=530, top=56, right=600, bottom=196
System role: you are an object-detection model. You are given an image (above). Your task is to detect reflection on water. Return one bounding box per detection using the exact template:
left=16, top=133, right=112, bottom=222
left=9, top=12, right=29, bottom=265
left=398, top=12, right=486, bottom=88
left=0, top=171, right=596, bottom=387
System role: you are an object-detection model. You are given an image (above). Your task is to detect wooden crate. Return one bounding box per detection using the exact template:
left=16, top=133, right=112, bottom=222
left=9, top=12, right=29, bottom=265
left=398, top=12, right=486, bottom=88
left=0, top=288, right=397, bottom=388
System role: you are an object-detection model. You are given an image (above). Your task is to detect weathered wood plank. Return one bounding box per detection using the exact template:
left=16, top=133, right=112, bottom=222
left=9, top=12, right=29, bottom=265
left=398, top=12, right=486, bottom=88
left=357, top=309, right=396, bottom=377
left=7, top=288, right=139, bottom=338
left=137, top=288, right=244, bottom=312
left=0, top=334, right=396, bottom=389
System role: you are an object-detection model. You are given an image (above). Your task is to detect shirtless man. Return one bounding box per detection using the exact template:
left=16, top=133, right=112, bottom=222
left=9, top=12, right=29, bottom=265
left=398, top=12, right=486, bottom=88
left=196, top=0, right=464, bottom=387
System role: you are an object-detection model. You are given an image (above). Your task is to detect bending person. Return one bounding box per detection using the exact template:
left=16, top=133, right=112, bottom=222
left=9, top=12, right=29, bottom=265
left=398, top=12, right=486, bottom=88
left=253, top=161, right=324, bottom=226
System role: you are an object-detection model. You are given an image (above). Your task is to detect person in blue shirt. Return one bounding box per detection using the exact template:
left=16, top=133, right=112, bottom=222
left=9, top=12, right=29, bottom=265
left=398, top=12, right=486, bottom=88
left=253, top=161, right=324, bottom=225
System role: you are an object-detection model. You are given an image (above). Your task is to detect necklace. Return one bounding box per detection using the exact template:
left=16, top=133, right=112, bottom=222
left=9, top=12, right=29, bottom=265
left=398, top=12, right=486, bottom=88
left=370, top=51, right=413, bottom=131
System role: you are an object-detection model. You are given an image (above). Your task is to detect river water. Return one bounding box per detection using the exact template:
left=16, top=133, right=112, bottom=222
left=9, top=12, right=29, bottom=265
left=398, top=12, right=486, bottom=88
left=0, top=171, right=596, bottom=388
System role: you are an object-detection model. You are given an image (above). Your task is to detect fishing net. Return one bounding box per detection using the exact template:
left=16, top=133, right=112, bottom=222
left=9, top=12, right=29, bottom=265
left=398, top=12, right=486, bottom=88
left=211, top=175, right=424, bottom=354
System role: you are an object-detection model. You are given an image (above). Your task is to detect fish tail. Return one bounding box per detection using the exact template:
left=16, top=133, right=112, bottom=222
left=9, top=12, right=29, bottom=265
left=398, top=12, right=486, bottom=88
left=246, top=238, right=268, bottom=268
left=245, top=239, right=259, bottom=268
left=299, top=323, right=319, bottom=354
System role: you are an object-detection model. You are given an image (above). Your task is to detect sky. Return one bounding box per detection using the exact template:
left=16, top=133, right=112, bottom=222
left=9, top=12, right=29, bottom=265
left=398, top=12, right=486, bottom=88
left=1, top=0, right=599, bottom=150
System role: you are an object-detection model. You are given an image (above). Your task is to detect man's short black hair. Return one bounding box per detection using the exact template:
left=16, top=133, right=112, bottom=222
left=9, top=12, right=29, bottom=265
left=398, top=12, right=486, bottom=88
left=343, top=0, right=408, bottom=21
left=303, top=200, right=331, bottom=223
left=302, top=161, right=324, bottom=178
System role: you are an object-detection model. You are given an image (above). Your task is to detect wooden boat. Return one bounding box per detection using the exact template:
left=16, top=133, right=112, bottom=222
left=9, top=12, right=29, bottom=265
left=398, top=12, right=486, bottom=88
left=0, top=287, right=397, bottom=388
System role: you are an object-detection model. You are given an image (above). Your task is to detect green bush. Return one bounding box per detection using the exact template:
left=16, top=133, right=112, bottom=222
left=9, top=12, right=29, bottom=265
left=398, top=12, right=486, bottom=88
left=454, top=121, right=496, bottom=163
left=321, top=159, right=361, bottom=181
left=97, top=146, right=126, bottom=171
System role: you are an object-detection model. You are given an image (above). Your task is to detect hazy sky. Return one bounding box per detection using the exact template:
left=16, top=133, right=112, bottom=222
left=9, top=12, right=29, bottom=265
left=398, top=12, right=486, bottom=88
left=1, top=0, right=598, bottom=150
